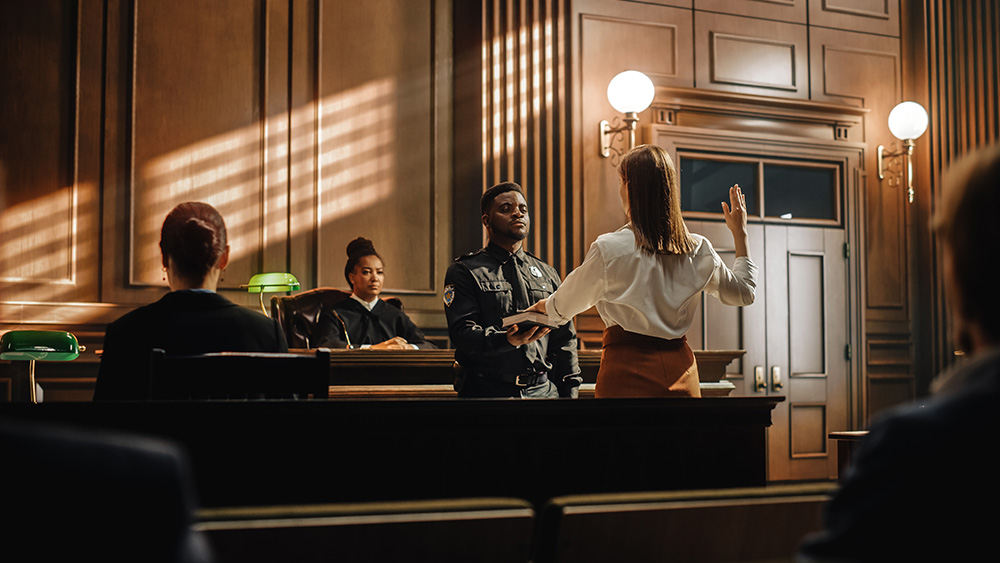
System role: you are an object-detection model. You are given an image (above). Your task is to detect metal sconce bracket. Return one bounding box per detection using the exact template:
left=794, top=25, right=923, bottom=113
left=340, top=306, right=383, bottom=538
left=877, top=139, right=915, bottom=204
left=599, top=111, right=639, bottom=165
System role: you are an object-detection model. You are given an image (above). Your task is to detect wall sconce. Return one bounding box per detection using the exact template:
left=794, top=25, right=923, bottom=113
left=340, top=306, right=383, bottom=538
left=243, top=272, right=300, bottom=316
left=877, top=101, right=928, bottom=204
left=599, top=70, right=655, bottom=164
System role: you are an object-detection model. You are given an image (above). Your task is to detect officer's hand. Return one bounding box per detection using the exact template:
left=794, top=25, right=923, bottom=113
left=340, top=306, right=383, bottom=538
left=372, top=337, right=412, bottom=350
left=506, top=324, right=550, bottom=347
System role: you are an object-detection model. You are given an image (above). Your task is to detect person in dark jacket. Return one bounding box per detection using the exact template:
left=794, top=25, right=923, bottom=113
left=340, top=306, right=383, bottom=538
left=313, top=237, right=435, bottom=349
left=444, top=182, right=580, bottom=398
left=93, top=202, right=287, bottom=401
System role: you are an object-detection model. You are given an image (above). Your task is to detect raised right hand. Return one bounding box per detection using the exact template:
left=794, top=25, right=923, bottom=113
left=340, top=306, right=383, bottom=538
left=721, top=184, right=747, bottom=235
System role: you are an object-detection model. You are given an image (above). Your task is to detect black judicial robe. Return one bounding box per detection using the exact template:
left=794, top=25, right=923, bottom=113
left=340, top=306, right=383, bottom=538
left=94, top=291, right=288, bottom=401
left=313, top=297, right=436, bottom=349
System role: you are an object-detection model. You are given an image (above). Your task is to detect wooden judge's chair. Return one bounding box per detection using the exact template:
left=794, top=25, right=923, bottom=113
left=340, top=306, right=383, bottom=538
left=269, top=288, right=403, bottom=348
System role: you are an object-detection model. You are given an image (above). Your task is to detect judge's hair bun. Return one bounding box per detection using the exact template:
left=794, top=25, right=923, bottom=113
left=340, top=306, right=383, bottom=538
left=346, top=237, right=377, bottom=258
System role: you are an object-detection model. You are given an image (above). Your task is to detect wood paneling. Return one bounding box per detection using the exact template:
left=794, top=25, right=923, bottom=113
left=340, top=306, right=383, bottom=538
left=129, top=0, right=265, bottom=289
left=695, top=0, right=806, bottom=24
left=789, top=253, right=825, bottom=375
left=477, top=0, right=575, bottom=275
left=0, top=0, right=102, bottom=304
left=809, top=31, right=903, bottom=306
left=694, top=12, right=808, bottom=99
left=918, top=0, right=1000, bottom=384
left=808, top=0, right=899, bottom=36
left=809, top=26, right=912, bottom=420
left=316, top=0, right=436, bottom=293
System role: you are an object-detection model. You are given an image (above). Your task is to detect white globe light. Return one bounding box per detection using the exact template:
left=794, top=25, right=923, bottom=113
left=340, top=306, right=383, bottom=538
left=887, top=101, right=928, bottom=141
left=606, top=70, right=655, bottom=114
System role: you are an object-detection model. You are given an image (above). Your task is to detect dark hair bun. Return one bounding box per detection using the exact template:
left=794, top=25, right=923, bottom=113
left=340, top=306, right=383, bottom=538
left=176, top=218, right=217, bottom=272
left=346, top=237, right=377, bottom=258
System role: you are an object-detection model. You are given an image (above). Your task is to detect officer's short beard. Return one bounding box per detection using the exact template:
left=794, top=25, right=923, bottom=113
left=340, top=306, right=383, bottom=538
left=489, top=217, right=528, bottom=243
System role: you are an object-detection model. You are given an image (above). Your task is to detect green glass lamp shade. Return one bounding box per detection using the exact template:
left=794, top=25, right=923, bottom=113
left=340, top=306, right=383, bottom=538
left=0, top=330, right=81, bottom=361
left=245, top=272, right=300, bottom=293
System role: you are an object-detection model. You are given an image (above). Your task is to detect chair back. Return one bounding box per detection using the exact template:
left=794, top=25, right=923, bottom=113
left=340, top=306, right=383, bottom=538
left=197, top=497, right=535, bottom=563
left=534, top=485, right=833, bottom=563
left=270, top=287, right=403, bottom=348
left=149, top=348, right=330, bottom=400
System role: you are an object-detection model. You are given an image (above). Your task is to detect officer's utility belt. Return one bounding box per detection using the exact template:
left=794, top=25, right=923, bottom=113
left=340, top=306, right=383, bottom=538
left=475, top=371, right=548, bottom=387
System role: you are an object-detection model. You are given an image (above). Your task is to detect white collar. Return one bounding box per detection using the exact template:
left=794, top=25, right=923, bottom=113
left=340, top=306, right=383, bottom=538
left=351, top=293, right=379, bottom=311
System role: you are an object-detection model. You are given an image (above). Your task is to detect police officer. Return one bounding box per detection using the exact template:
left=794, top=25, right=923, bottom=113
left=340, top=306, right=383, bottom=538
left=444, top=182, right=581, bottom=398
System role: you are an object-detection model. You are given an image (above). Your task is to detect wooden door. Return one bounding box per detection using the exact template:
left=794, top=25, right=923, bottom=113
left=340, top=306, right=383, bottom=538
left=763, top=225, right=848, bottom=481
left=687, top=221, right=849, bottom=482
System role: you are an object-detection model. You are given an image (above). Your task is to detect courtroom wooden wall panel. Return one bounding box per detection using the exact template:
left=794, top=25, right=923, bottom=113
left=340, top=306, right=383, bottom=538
left=919, top=0, right=1000, bottom=383
left=808, top=0, right=899, bottom=36
left=476, top=0, right=576, bottom=276
left=0, top=0, right=102, bottom=304
left=694, top=0, right=806, bottom=24
left=694, top=11, right=809, bottom=99
left=315, top=0, right=437, bottom=296
left=808, top=26, right=912, bottom=418
left=128, top=0, right=265, bottom=292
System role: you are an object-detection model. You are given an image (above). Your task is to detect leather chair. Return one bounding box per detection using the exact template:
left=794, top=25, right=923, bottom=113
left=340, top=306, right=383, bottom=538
left=270, top=288, right=403, bottom=348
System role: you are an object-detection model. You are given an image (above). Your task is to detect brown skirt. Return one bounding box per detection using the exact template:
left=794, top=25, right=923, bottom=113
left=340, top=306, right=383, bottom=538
left=596, top=325, right=700, bottom=398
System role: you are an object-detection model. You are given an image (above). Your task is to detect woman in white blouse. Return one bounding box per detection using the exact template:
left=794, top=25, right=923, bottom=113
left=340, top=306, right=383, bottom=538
left=527, top=144, right=757, bottom=397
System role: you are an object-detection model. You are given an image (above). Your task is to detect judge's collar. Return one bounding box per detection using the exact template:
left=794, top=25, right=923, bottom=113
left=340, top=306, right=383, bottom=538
left=350, top=293, right=379, bottom=311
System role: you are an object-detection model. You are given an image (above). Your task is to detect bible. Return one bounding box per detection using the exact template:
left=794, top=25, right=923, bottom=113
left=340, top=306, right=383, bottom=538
left=501, top=311, right=558, bottom=330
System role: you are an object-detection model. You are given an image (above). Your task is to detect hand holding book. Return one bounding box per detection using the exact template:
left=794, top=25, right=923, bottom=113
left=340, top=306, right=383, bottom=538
left=501, top=310, right=559, bottom=330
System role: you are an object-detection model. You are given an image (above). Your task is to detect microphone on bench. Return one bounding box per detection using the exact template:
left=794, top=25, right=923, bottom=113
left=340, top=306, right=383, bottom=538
left=330, top=310, right=353, bottom=349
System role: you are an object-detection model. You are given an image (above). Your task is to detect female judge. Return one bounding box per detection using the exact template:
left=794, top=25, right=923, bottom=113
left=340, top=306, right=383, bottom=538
left=93, top=202, right=288, bottom=401
left=313, top=237, right=435, bottom=349
left=527, top=144, right=756, bottom=397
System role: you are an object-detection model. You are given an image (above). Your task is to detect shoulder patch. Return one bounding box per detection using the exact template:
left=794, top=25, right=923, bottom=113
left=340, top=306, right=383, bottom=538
left=443, top=284, right=456, bottom=307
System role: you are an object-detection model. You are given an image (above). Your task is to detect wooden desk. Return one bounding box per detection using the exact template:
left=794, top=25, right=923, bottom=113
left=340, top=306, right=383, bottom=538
left=2, top=397, right=783, bottom=508
left=318, top=349, right=744, bottom=398
left=2, top=349, right=745, bottom=402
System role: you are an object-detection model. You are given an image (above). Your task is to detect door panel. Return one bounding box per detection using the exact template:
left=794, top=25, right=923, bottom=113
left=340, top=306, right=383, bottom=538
left=767, top=225, right=847, bottom=481
left=688, top=220, right=847, bottom=481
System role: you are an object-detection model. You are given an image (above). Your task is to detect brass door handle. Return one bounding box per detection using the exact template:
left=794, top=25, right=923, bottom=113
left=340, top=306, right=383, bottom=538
left=771, top=366, right=783, bottom=391
left=754, top=366, right=766, bottom=393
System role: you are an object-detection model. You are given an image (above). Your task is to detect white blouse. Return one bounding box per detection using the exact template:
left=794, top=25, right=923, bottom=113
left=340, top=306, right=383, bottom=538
left=546, top=225, right=757, bottom=340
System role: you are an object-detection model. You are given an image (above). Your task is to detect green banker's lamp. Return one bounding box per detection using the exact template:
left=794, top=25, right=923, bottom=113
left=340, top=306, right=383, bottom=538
left=243, top=272, right=300, bottom=316
left=0, top=330, right=83, bottom=403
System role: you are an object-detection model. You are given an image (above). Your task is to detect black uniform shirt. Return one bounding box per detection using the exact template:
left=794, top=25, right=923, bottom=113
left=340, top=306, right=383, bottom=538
left=443, top=242, right=580, bottom=388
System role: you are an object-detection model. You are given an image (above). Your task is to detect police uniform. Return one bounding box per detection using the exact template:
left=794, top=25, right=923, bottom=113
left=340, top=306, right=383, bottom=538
left=443, top=242, right=581, bottom=398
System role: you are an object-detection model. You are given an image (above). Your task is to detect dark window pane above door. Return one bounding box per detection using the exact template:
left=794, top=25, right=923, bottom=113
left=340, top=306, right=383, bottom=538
left=763, top=164, right=837, bottom=221
left=679, top=157, right=758, bottom=215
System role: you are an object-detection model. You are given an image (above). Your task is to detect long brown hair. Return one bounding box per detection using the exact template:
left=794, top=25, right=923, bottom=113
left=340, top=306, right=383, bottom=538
left=619, top=144, right=695, bottom=254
